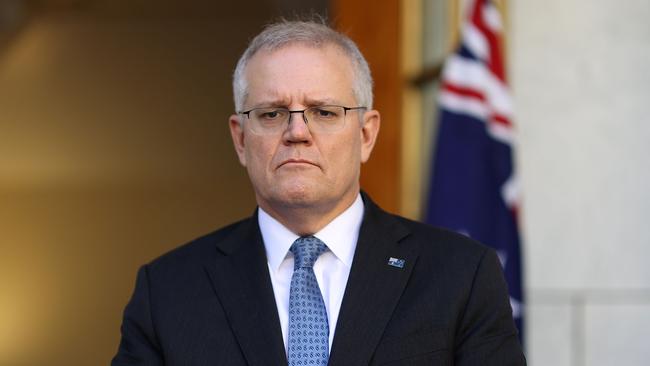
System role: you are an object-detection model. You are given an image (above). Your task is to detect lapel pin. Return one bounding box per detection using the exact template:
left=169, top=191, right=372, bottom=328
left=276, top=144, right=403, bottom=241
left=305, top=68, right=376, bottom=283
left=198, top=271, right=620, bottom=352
left=387, top=257, right=405, bottom=269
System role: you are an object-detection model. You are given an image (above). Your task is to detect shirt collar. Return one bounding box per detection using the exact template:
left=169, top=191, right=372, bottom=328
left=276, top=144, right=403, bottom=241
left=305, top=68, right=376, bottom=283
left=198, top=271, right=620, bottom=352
left=258, top=193, right=364, bottom=272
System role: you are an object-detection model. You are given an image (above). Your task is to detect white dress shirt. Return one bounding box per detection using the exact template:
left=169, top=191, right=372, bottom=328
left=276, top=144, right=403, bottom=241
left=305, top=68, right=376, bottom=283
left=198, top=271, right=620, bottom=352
left=258, top=193, right=364, bottom=354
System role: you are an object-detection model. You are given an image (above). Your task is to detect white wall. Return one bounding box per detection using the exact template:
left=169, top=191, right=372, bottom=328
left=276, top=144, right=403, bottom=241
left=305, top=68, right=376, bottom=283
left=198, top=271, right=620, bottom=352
left=510, top=1, right=650, bottom=365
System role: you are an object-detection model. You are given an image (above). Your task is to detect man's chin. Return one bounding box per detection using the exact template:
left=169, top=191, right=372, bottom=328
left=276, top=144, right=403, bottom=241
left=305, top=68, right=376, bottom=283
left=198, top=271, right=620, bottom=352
left=277, top=189, right=318, bottom=207
left=263, top=185, right=327, bottom=210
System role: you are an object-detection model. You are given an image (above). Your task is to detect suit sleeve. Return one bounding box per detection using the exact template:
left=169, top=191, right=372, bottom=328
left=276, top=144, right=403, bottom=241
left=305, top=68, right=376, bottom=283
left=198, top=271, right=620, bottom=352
left=454, top=248, right=526, bottom=366
left=112, top=265, right=164, bottom=366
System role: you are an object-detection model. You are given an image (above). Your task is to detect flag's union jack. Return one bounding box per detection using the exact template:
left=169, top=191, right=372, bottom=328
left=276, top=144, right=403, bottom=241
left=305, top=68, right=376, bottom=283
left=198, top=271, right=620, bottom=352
left=425, top=0, right=524, bottom=339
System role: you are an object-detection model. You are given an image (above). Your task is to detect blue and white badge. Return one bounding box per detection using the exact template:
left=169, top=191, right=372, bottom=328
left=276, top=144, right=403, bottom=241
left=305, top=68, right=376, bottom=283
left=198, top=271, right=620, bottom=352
left=387, top=257, right=406, bottom=269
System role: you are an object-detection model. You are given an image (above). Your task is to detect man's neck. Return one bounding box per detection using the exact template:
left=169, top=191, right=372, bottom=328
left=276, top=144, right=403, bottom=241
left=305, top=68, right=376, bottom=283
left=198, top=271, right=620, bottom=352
left=257, top=191, right=360, bottom=236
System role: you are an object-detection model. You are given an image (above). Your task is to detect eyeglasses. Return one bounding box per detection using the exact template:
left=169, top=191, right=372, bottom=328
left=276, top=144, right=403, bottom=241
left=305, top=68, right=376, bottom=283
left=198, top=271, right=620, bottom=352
left=238, top=105, right=366, bottom=135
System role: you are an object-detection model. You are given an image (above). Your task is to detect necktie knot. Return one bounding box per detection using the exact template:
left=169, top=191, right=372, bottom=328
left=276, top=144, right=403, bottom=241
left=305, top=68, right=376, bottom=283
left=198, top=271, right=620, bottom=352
left=290, top=236, right=328, bottom=269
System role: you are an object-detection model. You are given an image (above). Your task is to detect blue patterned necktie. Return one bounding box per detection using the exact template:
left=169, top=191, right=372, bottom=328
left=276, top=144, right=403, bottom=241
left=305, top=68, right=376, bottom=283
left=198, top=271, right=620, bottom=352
left=287, top=236, right=329, bottom=366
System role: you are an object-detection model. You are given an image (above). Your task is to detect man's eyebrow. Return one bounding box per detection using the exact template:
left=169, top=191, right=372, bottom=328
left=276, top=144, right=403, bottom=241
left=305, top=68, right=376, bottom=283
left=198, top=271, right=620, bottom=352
left=248, top=99, right=291, bottom=108
left=303, top=98, right=343, bottom=106
left=249, top=98, right=344, bottom=109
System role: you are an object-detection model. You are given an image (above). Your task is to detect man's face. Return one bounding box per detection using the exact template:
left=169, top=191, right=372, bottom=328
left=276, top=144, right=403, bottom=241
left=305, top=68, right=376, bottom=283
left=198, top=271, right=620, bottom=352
left=229, top=44, right=380, bottom=219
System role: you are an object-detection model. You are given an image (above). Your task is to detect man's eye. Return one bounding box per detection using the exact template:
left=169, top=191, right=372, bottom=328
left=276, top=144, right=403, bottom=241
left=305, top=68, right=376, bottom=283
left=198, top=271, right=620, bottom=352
left=258, top=110, right=283, bottom=119
left=312, top=108, right=339, bottom=119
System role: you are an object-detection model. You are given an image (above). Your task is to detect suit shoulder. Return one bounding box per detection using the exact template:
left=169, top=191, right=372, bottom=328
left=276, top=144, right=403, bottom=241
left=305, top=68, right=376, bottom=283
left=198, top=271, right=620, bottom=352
left=385, top=214, right=501, bottom=293
left=145, top=217, right=250, bottom=271
left=391, top=213, right=491, bottom=258
left=362, top=193, right=490, bottom=259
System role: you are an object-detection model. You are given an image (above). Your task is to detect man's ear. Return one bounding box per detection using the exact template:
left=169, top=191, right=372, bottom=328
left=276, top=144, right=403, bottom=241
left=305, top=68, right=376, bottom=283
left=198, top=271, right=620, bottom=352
left=360, top=109, right=380, bottom=163
left=229, top=114, right=247, bottom=166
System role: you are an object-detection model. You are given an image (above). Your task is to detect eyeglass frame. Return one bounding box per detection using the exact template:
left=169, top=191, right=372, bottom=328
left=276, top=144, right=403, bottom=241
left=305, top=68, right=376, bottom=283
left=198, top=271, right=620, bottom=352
left=237, top=105, right=367, bottom=134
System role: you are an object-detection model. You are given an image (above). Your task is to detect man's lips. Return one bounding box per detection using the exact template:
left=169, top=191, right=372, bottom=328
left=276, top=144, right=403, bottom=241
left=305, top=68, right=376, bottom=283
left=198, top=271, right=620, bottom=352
left=277, top=158, right=319, bottom=168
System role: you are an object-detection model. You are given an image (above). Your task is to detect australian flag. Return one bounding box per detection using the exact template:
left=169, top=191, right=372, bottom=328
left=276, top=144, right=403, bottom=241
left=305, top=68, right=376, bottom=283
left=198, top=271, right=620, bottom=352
left=424, top=0, right=524, bottom=340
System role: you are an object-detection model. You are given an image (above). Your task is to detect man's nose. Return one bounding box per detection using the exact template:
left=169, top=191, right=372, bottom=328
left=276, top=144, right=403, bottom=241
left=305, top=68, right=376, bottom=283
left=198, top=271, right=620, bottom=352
left=283, top=111, right=312, bottom=142
left=288, top=110, right=308, bottom=125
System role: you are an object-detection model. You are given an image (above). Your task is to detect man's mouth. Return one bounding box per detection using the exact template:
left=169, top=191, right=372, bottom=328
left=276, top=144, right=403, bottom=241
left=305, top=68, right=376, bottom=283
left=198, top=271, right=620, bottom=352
left=278, top=158, right=318, bottom=168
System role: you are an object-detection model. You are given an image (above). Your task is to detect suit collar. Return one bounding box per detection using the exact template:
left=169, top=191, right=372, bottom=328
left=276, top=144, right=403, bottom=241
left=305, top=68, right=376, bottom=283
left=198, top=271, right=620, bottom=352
left=204, top=211, right=288, bottom=366
left=258, top=193, right=364, bottom=271
left=329, top=192, right=418, bottom=366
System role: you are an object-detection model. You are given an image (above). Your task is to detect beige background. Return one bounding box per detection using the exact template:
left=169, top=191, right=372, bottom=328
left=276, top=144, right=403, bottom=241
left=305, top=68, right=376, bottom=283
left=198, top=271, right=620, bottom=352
left=0, top=1, right=326, bottom=364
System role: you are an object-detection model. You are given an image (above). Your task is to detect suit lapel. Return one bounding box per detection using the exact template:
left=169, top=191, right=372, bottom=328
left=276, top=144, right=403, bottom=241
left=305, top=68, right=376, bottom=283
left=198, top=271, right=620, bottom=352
left=328, top=195, right=419, bottom=366
left=203, top=213, right=287, bottom=366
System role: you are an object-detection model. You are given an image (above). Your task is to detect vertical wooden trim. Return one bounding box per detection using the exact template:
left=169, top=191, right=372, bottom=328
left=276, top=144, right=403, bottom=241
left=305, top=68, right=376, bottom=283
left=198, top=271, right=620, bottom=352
left=399, top=0, right=423, bottom=219
left=331, top=0, right=402, bottom=213
left=448, top=0, right=462, bottom=51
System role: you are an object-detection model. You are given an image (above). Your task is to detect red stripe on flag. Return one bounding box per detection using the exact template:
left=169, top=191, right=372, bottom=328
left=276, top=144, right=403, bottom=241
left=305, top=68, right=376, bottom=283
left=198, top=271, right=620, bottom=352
left=442, top=82, right=486, bottom=102
left=470, top=0, right=506, bottom=82
left=491, top=113, right=512, bottom=128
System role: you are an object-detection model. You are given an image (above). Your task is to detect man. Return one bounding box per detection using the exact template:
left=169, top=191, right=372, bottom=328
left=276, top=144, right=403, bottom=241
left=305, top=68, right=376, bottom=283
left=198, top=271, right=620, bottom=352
left=112, top=19, right=525, bottom=366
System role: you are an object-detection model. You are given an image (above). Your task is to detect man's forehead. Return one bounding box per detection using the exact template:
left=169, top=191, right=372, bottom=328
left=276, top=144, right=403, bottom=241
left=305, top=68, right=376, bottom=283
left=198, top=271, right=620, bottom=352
left=246, top=95, right=348, bottom=108
left=243, top=43, right=356, bottom=107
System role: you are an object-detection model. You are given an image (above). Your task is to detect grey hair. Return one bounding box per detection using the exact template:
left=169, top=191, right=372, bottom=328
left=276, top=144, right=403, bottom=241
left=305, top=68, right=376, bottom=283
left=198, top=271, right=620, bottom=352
left=232, top=18, right=374, bottom=112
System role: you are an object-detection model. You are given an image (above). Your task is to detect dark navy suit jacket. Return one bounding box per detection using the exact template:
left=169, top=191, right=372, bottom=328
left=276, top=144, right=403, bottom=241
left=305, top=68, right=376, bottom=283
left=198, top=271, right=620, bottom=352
left=112, top=193, right=526, bottom=365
